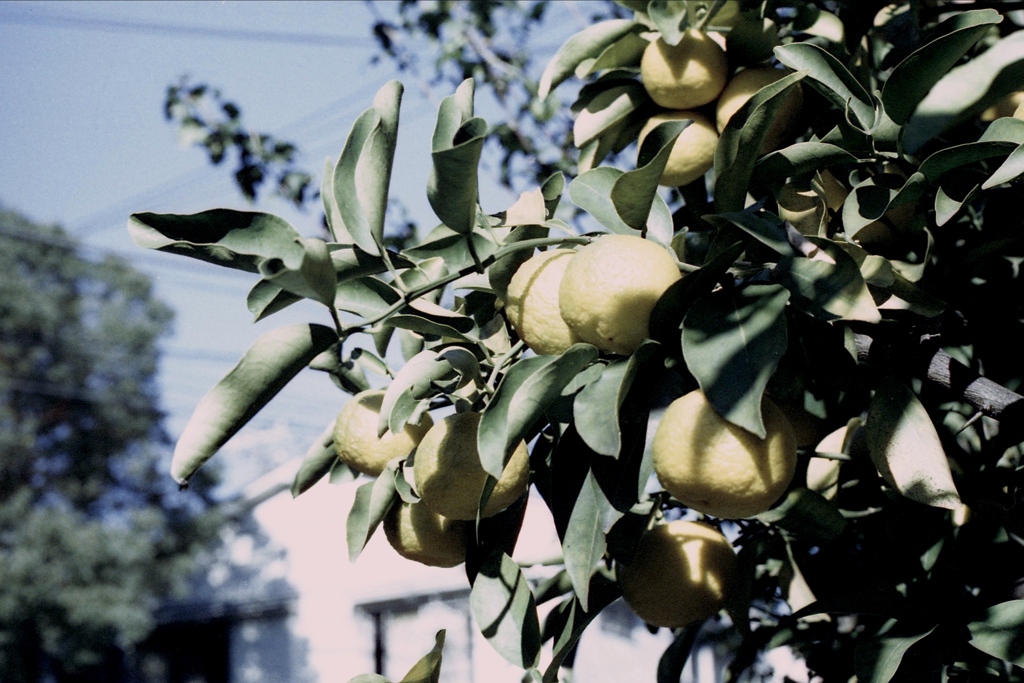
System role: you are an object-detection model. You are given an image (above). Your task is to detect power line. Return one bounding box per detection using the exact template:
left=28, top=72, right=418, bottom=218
left=0, top=8, right=379, bottom=48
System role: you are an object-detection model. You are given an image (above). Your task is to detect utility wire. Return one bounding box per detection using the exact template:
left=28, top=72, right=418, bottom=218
left=0, top=8, right=379, bottom=48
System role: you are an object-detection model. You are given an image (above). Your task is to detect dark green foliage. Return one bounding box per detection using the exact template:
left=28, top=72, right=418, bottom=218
left=0, top=208, right=218, bottom=682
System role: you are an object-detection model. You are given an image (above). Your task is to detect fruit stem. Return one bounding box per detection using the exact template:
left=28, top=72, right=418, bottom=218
left=693, top=0, right=727, bottom=32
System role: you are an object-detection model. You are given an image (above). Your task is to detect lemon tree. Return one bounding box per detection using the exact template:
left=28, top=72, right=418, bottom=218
left=142, top=2, right=1024, bottom=681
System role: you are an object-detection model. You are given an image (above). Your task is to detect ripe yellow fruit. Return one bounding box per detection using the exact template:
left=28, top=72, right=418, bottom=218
left=619, top=520, right=737, bottom=628
left=413, top=411, right=530, bottom=521
left=559, top=235, right=682, bottom=356
left=777, top=171, right=848, bottom=235
left=652, top=390, right=798, bottom=518
left=505, top=249, right=580, bottom=356
left=333, top=390, right=434, bottom=477
left=638, top=110, right=719, bottom=187
left=383, top=501, right=469, bottom=568
left=640, top=31, right=728, bottom=110
left=715, top=67, right=803, bottom=152
left=981, top=91, right=1024, bottom=121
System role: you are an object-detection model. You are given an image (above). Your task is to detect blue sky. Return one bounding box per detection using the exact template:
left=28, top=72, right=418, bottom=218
left=0, top=1, right=574, bottom=491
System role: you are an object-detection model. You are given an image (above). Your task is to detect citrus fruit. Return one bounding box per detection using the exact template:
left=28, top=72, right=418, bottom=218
left=715, top=67, right=803, bottom=152
left=413, top=411, right=530, bottom=521
left=505, top=249, right=580, bottom=355
left=640, top=30, right=728, bottom=110
left=559, top=235, right=681, bottom=356
left=777, top=171, right=847, bottom=236
left=638, top=110, right=719, bottom=187
left=981, top=91, right=1024, bottom=121
left=333, top=390, right=434, bottom=477
left=619, top=520, right=738, bottom=628
left=652, top=389, right=798, bottom=518
left=383, top=501, right=469, bottom=568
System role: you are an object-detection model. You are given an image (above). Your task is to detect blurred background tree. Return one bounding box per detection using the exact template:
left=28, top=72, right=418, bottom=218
left=0, top=207, right=219, bottom=683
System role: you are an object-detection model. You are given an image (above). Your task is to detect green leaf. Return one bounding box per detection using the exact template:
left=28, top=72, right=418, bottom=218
left=573, top=79, right=650, bottom=149
left=904, top=31, right=1024, bottom=155
left=538, top=19, right=640, bottom=100
left=398, top=630, right=446, bottom=683
left=752, top=142, right=859, bottom=187
left=714, top=70, right=807, bottom=212
left=573, top=342, right=657, bottom=457
left=982, top=141, right=1024, bottom=189
left=773, top=43, right=874, bottom=129
left=881, top=9, right=1001, bottom=125
left=576, top=32, right=648, bottom=79
left=470, top=551, right=541, bottom=668
left=708, top=208, right=793, bottom=257
left=429, top=81, right=486, bottom=235
left=379, top=350, right=461, bottom=436
left=541, top=577, right=622, bottom=683
left=486, top=225, right=549, bottom=303
left=335, top=277, right=401, bottom=320
left=919, top=140, right=1019, bottom=183
left=647, top=1, right=689, bottom=45
left=866, top=377, right=962, bottom=510
left=333, top=81, right=404, bottom=256
left=562, top=470, right=618, bottom=611
left=291, top=421, right=339, bottom=498
left=247, top=280, right=303, bottom=322
left=682, top=285, right=790, bottom=437
left=128, top=209, right=304, bottom=274
left=755, top=488, right=847, bottom=543
left=403, top=226, right=498, bottom=272
left=346, top=465, right=399, bottom=563
left=776, top=239, right=881, bottom=323
left=968, top=600, right=1024, bottom=666
left=569, top=167, right=634, bottom=234
left=257, top=237, right=337, bottom=306
left=170, top=323, right=338, bottom=485
left=330, top=243, right=397, bottom=282
left=854, top=627, right=935, bottom=683
left=657, top=627, right=700, bottom=683
left=478, top=345, right=599, bottom=479
left=610, top=119, right=686, bottom=231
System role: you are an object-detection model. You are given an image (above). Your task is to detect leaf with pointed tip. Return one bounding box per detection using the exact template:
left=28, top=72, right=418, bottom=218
left=335, top=276, right=401, bottom=320
left=470, top=551, right=541, bottom=669
left=708, top=209, right=793, bottom=256
left=714, top=71, right=807, bottom=213
left=573, top=79, right=650, bottom=150
left=479, top=345, right=599, bottom=480
left=170, top=323, right=338, bottom=485
left=854, top=627, right=936, bottom=683
left=904, top=31, right=1024, bottom=154
left=562, top=470, right=621, bottom=611
left=968, top=600, right=1024, bottom=667
left=541, top=576, right=622, bottom=683
left=346, top=464, right=399, bottom=563
left=538, top=19, right=640, bottom=99
left=647, top=1, right=689, bottom=46
left=866, top=377, right=961, bottom=510
left=752, top=142, right=858, bottom=187
left=881, top=9, right=1001, bottom=125
left=398, top=630, right=447, bottom=683
left=682, top=285, right=790, bottom=438
left=776, top=239, right=881, bottom=323
left=610, top=119, right=686, bottom=231
left=774, top=43, right=873, bottom=129
left=574, top=342, right=657, bottom=457
left=378, top=350, right=456, bottom=436
left=291, top=420, right=340, bottom=498
left=756, top=488, right=847, bottom=543
left=983, top=141, right=1024, bottom=189
left=257, top=237, right=337, bottom=306
left=247, top=279, right=303, bottom=322
left=128, top=209, right=304, bottom=273
left=429, top=82, right=486, bottom=235
left=576, top=32, right=648, bottom=79
left=487, top=225, right=549, bottom=303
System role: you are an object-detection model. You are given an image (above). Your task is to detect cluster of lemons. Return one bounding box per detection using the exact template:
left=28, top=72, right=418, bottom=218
left=330, top=229, right=800, bottom=629
left=637, top=21, right=802, bottom=189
